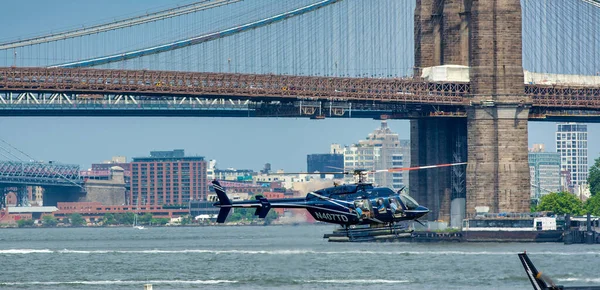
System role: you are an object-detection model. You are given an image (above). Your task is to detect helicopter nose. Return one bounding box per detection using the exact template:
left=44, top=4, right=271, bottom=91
left=415, top=206, right=429, bottom=217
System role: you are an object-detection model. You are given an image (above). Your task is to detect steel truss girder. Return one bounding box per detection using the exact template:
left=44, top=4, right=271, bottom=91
left=0, top=92, right=253, bottom=108
left=0, top=90, right=458, bottom=119
left=525, top=84, right=600, bottom=109
left=0, top=161, right=82, bottom=187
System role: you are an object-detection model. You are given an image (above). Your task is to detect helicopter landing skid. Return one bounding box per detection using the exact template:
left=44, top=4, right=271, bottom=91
left=325, top=224, right=414, bottom=242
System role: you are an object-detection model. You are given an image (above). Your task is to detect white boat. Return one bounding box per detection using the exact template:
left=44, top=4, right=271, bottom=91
left=133, top=214, right=146, bottom=230
left=133, top=196, right=146, bottom=230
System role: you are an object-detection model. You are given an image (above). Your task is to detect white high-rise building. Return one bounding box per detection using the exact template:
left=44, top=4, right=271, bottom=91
left=342, top=121, right=404, bottom=189
left=528, top=144, right=561, bottom=201
left=556, top=123, right=588, bottom=187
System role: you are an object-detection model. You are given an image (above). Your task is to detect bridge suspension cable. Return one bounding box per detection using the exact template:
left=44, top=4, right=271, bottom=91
left=0, top=0, right=242, bottom=51
left=51, top=0, right=341, bottom=68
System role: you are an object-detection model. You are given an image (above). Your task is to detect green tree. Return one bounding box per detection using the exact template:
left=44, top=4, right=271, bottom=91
left=102, top=213, right=116, bottom=225
left=584, top=194, right=600, bottom=216
left=122, top=212, right=135, bottom=225
left=17, top=219, right=34, bottom=228
left=589, top=157, right=600, bottom=196
left=180, top=215, right=192, bottom=225
left=69, top=213, right=86, bottom=227
left=42, top=215, right=58, bottom=227
left=536, top=191, right=583, bottom=215
left=139, top=213, right=153, bottom=225
left=151, top=218, right=169, bottom=226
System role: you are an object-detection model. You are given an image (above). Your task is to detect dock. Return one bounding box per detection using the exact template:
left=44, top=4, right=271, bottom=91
left=324, top=214, right=600, bottom=243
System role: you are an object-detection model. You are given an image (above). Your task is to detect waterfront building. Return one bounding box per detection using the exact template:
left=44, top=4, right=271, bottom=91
left=207, top=160, right=217, bottom=180
left=206, top=180, right=284, bottom=202
left=53, top=202, right=189, bottom=223
left=91, top=156, right=131, bottom=174
left=131, top=149, right=207, bottom=206
left=214, top=168, right=254, bottom=181
left=254, top=172, right=317, bottom=190
left=307, top=152, right=343, bottom=178
left=528, top=144, right=561, bottom=202
left=399, top=139, right=410, bottom=189
left=342, top=121, right=404, bottom=189
left=556, top=123, right=588, bottom=187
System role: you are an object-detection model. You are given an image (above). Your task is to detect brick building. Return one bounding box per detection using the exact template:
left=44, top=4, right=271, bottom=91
left=131, top=149, right=207, bottom=206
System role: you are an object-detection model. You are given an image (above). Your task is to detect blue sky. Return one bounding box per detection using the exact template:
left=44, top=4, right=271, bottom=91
left=0, top=1, right=598, bottom=172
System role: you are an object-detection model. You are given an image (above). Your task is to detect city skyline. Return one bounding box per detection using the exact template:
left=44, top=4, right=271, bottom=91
left=0, top=117, right=598, bottom=174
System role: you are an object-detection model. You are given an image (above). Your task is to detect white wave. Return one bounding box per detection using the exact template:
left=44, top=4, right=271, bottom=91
left=0, top=280, right=237, bottom=286
left=558, top=277, right=600, bottom=283
left=0, top=249, right=53, bottom=254
left=300, top=279, right=409, bottom=284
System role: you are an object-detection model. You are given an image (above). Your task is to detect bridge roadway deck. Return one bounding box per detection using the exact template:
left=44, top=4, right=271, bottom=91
left=0, top=67, right=599, bottom=120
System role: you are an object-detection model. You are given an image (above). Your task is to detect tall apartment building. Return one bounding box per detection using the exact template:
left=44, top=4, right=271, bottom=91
left=342, top=121, right=404, bottom=189
left=307, top=152, right=344, bottom=178
left=528, top=144, right=561, bottom=201
left=556, top=123, right=588, bottom=187
left=131, top=149, right=207, bottom=206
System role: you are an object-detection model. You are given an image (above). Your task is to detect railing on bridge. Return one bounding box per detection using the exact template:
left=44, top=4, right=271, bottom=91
left=0, top=67, right=466, bottom=105
left=525, top=84, right=600, bottom=109
left=0, top=161, right=83, bottom=186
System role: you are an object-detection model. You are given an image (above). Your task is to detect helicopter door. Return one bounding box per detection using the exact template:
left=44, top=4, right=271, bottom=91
left=353, top=199, right=372, bottom=219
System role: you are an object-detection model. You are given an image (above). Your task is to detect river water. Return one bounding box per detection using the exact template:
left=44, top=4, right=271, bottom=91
left=0, top=225, right=599, bottom=290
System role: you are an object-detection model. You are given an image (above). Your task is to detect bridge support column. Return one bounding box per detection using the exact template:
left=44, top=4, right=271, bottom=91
left=0, top=189, right=6, bottom=209
left=16, top=186, right=28, bottom=207
left=466, top=105, right=530, bottom=215
left=409, top=118, right=466, bottom=222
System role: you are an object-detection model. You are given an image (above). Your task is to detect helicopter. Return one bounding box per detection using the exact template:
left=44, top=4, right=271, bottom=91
left=212, top=162, right=467, bottom=230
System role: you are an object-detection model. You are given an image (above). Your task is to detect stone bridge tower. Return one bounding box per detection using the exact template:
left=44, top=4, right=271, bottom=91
left=411, top=0, right=530, bottom=220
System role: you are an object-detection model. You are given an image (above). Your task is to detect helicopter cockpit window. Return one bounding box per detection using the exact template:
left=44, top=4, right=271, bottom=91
left=399, top=194, right=419, bottom=210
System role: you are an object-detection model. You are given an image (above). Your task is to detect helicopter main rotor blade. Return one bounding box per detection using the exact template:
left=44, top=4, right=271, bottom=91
left=325, top=165, right=345, bottom=171
left=267, top=171, right=349, bottom=175
left=371, top=162, right=467, bottom=173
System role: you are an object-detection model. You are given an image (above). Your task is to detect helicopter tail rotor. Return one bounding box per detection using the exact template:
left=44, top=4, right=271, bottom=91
left=212, top=180, right=232, bottom=223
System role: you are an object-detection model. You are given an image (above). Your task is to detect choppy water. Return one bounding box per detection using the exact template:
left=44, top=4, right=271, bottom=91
left=0, top=225, right=599, bottom=290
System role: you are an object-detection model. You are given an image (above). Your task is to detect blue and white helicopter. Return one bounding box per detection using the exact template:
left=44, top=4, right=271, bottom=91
left=212, top=162, right=466, bottom=230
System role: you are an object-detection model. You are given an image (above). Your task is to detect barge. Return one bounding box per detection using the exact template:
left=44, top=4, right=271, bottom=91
left=460, top=215, right=563, bottom=242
